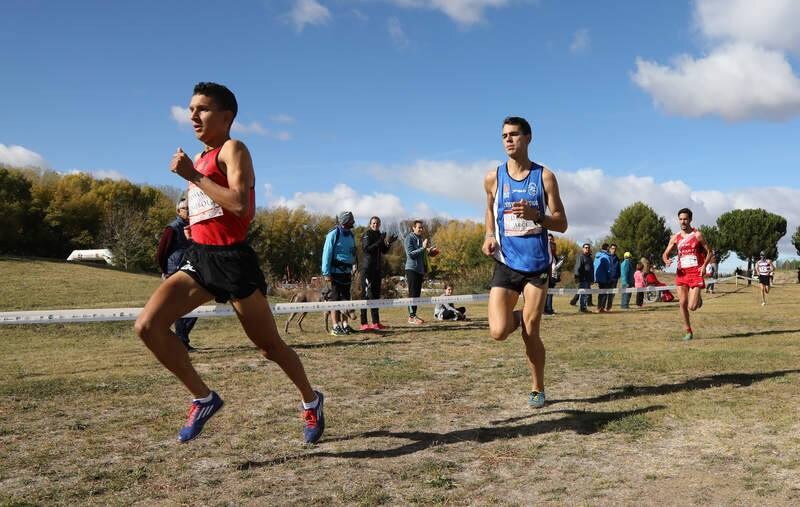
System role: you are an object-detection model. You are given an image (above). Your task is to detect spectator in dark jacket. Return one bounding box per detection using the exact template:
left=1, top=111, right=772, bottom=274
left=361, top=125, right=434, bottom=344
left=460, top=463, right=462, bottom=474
left=155, top=198, right=197, bottom=351
left=573, top=243, right=593, bottom=312
left=359, top=216, right=397, bottom=331
left=593, top=243, right=612, bottom=313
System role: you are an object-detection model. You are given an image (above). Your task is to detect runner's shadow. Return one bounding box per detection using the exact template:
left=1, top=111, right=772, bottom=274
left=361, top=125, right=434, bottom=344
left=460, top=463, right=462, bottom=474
left=527, top=369, right=800, bottom=410
left=378, top=321, right=489, bottom=335
left=235, top=405, right=663, bottom=469
left=291, top=339, right=411, bottom=349
left=716, top=329, right=800, bottom=339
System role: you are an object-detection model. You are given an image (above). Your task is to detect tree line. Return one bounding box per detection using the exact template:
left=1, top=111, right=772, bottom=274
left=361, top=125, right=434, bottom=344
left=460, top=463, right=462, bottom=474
left=2, top=165, right=797, bottom=280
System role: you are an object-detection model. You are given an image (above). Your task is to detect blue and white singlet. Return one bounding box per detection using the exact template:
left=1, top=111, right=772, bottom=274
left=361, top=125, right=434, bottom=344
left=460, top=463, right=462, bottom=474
left=493, top=162, right=551, bottom=273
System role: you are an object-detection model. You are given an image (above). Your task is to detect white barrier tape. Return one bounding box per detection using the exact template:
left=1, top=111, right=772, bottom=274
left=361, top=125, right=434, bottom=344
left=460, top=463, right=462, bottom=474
left=0, top=276, right=735, bottom=325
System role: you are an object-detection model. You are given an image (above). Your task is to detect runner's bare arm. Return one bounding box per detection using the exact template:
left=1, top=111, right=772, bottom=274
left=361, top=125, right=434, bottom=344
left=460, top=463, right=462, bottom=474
left=662, top=237, right=676, bottom=266
left=171, top=140, right=254, bottom=218
left=481, top=169, right=498, bottom=256
left=540, top=167, right=567, bottom=233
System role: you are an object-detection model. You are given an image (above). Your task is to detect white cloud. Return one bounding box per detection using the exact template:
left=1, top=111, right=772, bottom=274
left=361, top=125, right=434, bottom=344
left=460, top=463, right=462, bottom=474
left=0, top=143, right=48, bottom=168
left=633, top=43, right=800, bottom=121
left=633, top=0, right=800, bottom=121
left=391, top=0, right=512, bottom=26
left=369, top=159, right=498, bottom=205
left=91, top=170, right=127, bottom=181
left=569, top=28, right=590, bottom=54
left=268, top=113, right=296, bottom=124
left=695, top=0, right=800, bottom=53
left=264, top=182, right=450, bottom=224
left=171, top=106, right=291, bottom=141
left=68, top=169, right=128, bottom=181
left=388, top=17, right=410, bottom=47
left=288, top=0, right=331, bottom=31
left=232, top=120, right=269, bottom=136
left=170, top=105, right=191, bottom=125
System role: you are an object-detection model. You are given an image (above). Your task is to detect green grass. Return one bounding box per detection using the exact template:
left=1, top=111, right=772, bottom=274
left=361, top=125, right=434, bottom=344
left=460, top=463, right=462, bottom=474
left=2, top=257, right=800, bottom=504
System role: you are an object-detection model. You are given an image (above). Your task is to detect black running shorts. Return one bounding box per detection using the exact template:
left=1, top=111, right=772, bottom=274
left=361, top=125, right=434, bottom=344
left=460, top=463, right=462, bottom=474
left=179, top=242, right=268, bottom=303
left=758, top=275, right=771, bottom=286
left=330, top=273, right=352, bottom=301
left=490, top=260, right=549, bottom=293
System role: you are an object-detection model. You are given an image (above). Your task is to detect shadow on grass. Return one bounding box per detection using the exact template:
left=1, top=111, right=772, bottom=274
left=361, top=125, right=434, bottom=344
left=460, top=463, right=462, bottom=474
left=235, top=405, right=663, bottom=468
left=715, top=329, right=800, bottom=339
left=197, top=338, right=411, bottom=353
left=370, top=321, right=490, bottom=336
left=531, top=369, right=800, bottom=411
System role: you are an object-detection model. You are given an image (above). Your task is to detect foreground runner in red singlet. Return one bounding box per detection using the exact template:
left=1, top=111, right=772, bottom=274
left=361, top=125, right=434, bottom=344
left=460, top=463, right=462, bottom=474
left=135, top=83, right=324, bottom=444
left=661, top=208, right=711, bottom=341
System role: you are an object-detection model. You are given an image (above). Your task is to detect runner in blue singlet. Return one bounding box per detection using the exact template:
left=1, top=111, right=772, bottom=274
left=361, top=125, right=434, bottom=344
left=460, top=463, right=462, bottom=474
left=481, top=116, right=568, bottom=409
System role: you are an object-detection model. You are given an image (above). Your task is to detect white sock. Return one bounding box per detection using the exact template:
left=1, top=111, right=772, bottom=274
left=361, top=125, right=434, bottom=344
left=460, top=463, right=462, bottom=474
left=193, top=392, right=213, bottom=403
left=302, top=395, right=319, bottom=410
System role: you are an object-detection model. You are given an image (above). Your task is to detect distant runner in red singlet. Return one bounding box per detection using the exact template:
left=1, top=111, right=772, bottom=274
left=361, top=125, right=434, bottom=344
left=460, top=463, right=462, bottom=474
left=662, top=208, right=712, bottom=341
left=135, top=82, right=325, bottom=444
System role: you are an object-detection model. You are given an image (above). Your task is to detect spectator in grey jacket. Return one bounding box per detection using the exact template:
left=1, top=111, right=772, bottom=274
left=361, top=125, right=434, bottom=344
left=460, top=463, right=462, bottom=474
left=404, top=220, right=434, bottom=324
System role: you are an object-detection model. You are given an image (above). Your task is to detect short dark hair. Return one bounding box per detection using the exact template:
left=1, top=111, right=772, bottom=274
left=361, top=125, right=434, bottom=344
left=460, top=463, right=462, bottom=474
left=444, top=283, right=454, bottom=290
left=582, top=243, right=591, bottom=249
left=193, top=82, right=238, bottom=120
left=370, top=216, right=381, bottom=223
left=502, top=116, right=532, bottom=136
left=601, top=243, right=610, bottom=250
left=609, top=243, right=617, bottom=249
left=413, top=220, right=424, bottom=228
left=678, top=207, right=693, bottom=219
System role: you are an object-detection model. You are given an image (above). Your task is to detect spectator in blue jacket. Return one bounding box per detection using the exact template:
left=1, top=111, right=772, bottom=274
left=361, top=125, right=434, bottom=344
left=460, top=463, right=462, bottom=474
left=605, top=243, right=621, bottom=311
left=593, top=243, right=612, bottom=313
left=619, top=251, right=635, bottom=309
left=322, top=211, right=357, bottom=335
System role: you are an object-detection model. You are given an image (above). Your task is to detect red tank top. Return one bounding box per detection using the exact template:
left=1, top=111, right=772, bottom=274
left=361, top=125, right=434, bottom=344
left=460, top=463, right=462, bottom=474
left=675, top=228, right=705, bottom=271
left=187, top=145, right=255, bottom=245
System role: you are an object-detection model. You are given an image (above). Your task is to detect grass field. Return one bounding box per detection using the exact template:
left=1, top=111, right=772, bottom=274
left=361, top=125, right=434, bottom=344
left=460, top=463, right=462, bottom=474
left=2, top=257, right=800, bottom=505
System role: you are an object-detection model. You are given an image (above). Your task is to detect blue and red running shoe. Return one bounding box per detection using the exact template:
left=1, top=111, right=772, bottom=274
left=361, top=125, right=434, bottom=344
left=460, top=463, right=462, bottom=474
left=178, top=391, right=224, bottom=443
left=302, top=391, right=325, bottom=444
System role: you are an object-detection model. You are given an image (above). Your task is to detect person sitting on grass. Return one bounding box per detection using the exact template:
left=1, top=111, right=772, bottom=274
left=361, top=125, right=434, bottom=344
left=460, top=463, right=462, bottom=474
left=434, top=283, right=468, bottom=321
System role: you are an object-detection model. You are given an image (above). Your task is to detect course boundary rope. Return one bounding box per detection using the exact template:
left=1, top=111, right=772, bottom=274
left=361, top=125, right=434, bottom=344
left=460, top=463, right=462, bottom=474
left=0, top=276, right=738, bottom=325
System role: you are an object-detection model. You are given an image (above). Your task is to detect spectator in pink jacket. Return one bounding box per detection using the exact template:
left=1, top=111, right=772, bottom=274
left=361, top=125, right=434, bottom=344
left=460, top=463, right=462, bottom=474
left=634, top=262, right=645, bottom=307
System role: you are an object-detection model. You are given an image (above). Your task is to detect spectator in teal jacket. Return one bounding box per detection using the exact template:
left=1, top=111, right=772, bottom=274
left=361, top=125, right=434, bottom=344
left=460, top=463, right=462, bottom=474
left=619, top=251, right=635, bottom=309
left=322, top=211, right=357, bottom=335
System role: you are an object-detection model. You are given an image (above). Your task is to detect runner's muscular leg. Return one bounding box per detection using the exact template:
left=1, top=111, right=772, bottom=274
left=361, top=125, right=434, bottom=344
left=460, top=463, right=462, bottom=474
left=231, top=291, right=316, bottom=403
left=688, top=286, right=702, bottom=311
left=522, top=282, right=547, bottom=392
left=488, top=287, right=520, bottom=341
left=676, top=285, right=691, bottom=328
left=134, top=271, right=213, bottom=398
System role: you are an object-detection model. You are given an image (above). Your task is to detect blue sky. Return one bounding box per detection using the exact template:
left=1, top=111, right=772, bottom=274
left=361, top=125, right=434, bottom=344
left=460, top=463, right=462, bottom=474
left=2, top=0, right=799, bottom=264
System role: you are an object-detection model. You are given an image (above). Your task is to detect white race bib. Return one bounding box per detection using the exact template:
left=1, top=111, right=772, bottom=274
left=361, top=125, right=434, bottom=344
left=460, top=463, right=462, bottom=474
left=187, top=184, right=224, bottom=225
left=679, top=254, right=698, bottom=268
left=502, top=211, right=542, bottom=237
